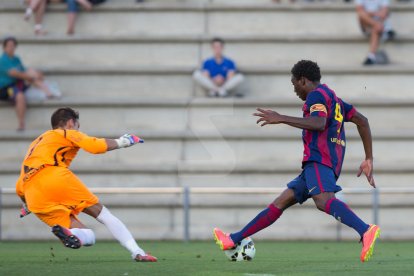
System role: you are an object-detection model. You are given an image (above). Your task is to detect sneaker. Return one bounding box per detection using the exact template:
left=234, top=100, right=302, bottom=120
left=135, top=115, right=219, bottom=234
left=24, top=8, right=32, bottom=21
left=388, top=30, right=396, bottom=40
left=213, top=227, right=235, bottom=250
left=384, top=30, right=396, bottom=41
left=234, top=92, right=244, bottom=98
left=51, top=225, right=82, bottom=249
left=360, top=224, right=381, bottom=262
left=363, top=56, right=377, bottom=66
left=217, top=88, right=228, bottom=98
left=135, top=253, right=158, bottom=262
left=208, top=90, right=218, bottom=97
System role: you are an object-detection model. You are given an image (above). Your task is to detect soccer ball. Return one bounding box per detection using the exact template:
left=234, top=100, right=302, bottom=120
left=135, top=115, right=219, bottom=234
left=224, top=237, right=256, bottom=261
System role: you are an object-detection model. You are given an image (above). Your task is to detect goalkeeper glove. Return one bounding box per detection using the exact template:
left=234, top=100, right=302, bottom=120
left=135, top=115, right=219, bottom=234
left=20, top=203, right=31, bottom=218
left=115, top=134, right=144, bottom=148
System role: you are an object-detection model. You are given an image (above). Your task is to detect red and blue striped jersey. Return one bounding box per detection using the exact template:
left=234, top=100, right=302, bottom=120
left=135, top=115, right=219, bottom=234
left=302, top=84, right=357, bottom=177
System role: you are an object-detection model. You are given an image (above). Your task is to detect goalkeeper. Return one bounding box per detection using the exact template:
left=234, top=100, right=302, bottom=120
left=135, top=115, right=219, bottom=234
left=15, top=107, right=157, bottom=262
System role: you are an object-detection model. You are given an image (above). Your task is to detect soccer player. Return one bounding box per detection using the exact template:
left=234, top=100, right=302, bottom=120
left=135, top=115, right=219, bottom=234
left=214, top=60, right=380, bottom=262
left=16, top=107, right=157, bottom=262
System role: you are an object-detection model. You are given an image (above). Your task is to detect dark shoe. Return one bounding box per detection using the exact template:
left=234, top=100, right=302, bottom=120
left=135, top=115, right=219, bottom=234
left=363, top=57, right=376, bottom=66
left=52, top=225, right=81, bottom=249
left=208, top=90, right=219, bottom=97
left=386, top=30, right=396, bottom=41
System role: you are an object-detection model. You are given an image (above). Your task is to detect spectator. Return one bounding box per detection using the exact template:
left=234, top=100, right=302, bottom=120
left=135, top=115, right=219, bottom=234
left=356, top=0, right=395, bottom=65
left=193, top=38, right=244, bottom=97
left=24, top=0, right=48, bottom=35
left=65, top=0, right=93, bottom=35
left=26, top=1, right=98, bottom=35
left=0, top=37, right=54, bottom=130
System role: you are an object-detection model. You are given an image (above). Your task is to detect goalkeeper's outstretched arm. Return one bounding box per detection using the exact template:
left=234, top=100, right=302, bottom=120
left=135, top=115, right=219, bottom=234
left=106, top=134, right=144, bottom=151
left=69, top=131, right=143, bottom=153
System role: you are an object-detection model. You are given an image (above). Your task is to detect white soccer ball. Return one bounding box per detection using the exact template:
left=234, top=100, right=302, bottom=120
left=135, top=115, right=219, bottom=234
left=224, top=237, right=256, bottom=261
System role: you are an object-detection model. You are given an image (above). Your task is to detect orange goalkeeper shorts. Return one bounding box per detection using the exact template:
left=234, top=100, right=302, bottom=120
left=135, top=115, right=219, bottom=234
left=23, top=166, right=99, bottom=228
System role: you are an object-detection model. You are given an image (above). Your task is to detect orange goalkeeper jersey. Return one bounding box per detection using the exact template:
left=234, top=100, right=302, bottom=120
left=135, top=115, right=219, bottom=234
left=16, top=129, right=107, bottom=197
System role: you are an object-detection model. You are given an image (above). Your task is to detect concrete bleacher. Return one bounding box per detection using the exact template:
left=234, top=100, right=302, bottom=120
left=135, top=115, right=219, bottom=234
left=1, top=1, right=414, bottom=241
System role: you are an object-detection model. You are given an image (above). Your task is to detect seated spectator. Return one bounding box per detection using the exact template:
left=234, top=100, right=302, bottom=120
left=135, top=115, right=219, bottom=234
left=193, top=38, right=244, bottom=97
left=24, top=0, right=94, bottom=35
left=356, top=0, right=395, bottom=65
left=24, top=0, right=48, bottom=35
left=65, top=0, right=93, bottom=35
left=0, top=37, right=54, bottom=130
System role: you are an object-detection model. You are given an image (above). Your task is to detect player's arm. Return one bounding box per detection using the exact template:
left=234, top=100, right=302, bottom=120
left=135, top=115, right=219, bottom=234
left=375, top=6, right=389, bottom=21
left=349, top=111, right=375, bottom=188
left=202, top=70, right=211, bottom=78
left=254, top=108, right=326, bottom=131
left=356, top=5, right=383, bottom=30
left=106, top=134, right=144, bottom=151
left=67, top=131, right=143, bottom=154
left=226, top=70, right=236, bottom=80
left=201, top=60, right=211, bottom=78
left=105, top=139, right=120, bottom=151
left=226, top=60, right=237, bottom=80
left=8, top=68, right=34, bottom=82
left=356, top=6, right=375, bottom=24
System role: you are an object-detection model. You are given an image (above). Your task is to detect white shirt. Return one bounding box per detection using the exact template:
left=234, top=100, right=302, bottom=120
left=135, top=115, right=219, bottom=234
left=356, top=0, right=389, bottom=13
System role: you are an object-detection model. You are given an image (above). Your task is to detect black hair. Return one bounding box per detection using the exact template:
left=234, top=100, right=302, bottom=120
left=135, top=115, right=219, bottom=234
left=51, top=107, right=79, bottom=129
left=3, top=36, right=18, bottom=48
left=291, top=60, right=321, bottom=82
left=211, top=37, right=225, bottom=45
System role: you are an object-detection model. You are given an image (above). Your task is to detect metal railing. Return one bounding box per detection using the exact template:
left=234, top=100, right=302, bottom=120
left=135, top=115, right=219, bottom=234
left=1, top=187, right=414, bottom=241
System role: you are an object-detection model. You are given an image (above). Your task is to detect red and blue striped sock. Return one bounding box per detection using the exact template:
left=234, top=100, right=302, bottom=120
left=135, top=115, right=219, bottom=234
left=230, top=204, right=283, bottom=244
left=325, top=198, right=369, bottom=237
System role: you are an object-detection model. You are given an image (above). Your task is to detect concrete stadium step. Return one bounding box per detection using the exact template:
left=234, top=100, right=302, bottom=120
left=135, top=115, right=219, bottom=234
left=43, top=67, right=195, bottom=100
left=2, top=188, right=412, bottom=240
left=2, top=185, right=414, bottom=219
left=41, top=66, right=414, bottom=100
left=1, top=98, right=413, bottom=131
left=13, top=35, right=414, bottom=67
left=1, top=129, right=413, bottom=168
left=1, top=2, right=413, bottom=36
left=1, top=160, right=413, bottom=189
left=2, top=138, right=413, bottom=168
left=185, top=99, right=414, bottom=132
left=4, top=205, right=412, bottom=240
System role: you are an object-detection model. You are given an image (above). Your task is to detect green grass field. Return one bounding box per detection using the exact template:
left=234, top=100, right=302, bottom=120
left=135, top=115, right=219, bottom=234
left=0, top=240, right=413, bottom=276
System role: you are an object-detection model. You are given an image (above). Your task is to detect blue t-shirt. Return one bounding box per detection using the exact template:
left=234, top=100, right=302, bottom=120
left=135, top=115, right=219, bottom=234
left=302, top=84, right=356, bottom=177
left=202, top=57, right=236, bottom=78
left=0, top=53, right=25, bottom=89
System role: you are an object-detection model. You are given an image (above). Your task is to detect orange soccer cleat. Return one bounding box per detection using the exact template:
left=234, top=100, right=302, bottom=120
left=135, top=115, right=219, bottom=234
left=135, top=253, right=158, bottom=262
left=360, top=224, right=381, bottom=262
left=213, top=227, right=235, bottom=250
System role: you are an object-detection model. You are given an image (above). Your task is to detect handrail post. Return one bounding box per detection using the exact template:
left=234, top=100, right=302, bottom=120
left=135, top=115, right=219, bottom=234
left=183, top=187, right=190, bottom=242
left=336, top=221, right=341, bottom=242
left=372, top=188, right=379, bottom=225
left=0, top=188, right=2, bottom=241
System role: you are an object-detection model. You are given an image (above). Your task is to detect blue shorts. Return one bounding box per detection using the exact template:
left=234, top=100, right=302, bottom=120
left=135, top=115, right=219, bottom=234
left=287, top=162, right=342, bottom=204
left=0, top=80, right=27, bottom=102
left=66, top=0, right=79, bottom=12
